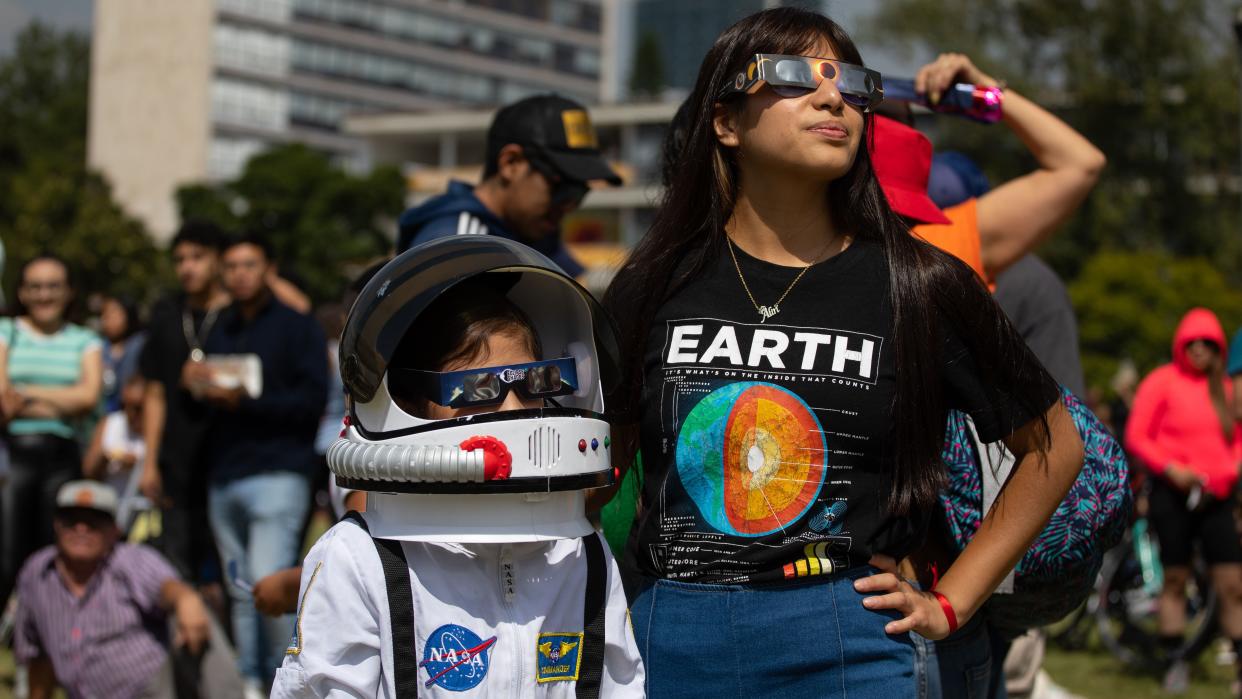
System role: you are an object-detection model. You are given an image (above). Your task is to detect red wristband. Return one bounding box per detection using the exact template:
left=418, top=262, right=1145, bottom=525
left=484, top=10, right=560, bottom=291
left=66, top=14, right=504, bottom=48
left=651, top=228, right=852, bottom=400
left=931, top=591, right=958, bottom=634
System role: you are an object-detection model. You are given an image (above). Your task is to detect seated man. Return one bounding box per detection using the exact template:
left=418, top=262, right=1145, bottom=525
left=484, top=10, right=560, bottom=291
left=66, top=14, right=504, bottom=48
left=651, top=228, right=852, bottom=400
left=14, top=480, right=239, bottom=699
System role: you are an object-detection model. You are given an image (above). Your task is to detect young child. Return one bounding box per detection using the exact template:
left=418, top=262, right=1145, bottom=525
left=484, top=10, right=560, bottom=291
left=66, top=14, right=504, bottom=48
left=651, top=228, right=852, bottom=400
left=272, top=237, right=644, bottom=697
left=82, top=376, right=148, bottom=528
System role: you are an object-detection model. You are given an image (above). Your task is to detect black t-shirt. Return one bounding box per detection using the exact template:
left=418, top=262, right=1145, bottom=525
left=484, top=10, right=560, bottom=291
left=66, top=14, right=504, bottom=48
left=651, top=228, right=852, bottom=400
left=138, top=296, right=217, bottom=492
left=626, top=238, right=1057, bottom=584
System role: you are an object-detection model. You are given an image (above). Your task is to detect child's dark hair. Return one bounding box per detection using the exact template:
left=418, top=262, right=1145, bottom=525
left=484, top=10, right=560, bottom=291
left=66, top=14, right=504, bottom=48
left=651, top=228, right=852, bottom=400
left=171, top=220, right=226, bottom=253
left=102, top=293, right=143, bottom=341
left=389, top=277, right=541, bottom=413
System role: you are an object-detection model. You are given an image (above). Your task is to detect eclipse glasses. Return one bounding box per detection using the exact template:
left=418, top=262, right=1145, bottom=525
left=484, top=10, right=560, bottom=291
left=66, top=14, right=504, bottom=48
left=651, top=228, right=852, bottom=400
left=390, top=357, right=579, bottom=409
left=721, top=54, right=884, bottom=111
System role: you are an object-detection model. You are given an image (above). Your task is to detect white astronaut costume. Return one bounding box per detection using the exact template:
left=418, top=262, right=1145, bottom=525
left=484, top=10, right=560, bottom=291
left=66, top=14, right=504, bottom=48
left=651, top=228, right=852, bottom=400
left=271, top=237, right=645, bottom=698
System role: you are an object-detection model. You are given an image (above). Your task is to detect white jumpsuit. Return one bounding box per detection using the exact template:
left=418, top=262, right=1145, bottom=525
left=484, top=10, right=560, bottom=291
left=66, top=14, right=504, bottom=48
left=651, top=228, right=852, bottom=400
left=271, top=517, right=645, bottom=698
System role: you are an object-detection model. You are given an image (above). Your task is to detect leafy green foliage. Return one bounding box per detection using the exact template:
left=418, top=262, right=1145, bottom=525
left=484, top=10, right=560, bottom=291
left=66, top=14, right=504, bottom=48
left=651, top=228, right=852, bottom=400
left=1070, top=249, right=1242, bottom=391
left=176, top=144, right=404, bottom=303
left=0, top=23, right=166, bottom=305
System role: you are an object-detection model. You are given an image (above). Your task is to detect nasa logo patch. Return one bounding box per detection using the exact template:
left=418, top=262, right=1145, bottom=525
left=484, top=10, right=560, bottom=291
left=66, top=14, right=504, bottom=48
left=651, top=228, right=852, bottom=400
left=536, top=632, right=583, bottom=683
left=419, top=624, right=497, bottom=691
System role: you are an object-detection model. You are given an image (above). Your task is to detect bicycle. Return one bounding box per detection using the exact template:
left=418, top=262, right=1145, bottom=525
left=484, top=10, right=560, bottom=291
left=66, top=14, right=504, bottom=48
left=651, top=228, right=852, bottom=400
left=1094, top=517, right=1219, bottom=668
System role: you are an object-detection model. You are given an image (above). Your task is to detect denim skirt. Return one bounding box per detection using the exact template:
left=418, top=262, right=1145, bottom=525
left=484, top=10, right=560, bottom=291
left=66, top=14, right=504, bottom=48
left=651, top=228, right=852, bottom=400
left=630, top=566, right=916, bottom=698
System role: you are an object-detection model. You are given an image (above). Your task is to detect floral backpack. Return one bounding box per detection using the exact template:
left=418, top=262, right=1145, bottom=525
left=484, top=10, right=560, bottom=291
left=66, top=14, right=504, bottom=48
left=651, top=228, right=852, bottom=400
left=939, top=388, right=1132, bottom=631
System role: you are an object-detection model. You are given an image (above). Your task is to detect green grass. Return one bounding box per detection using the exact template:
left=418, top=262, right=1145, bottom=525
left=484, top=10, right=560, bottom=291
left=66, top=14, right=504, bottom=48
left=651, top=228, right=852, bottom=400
left=1045, top=642, right=1234, bottom=698
left=0, top=637, right=1232, bottom=698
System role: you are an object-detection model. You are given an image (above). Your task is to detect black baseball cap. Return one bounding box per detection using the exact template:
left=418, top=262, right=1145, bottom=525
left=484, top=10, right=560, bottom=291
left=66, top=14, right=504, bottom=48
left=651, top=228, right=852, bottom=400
left=487, top=95, right=622, bottom=186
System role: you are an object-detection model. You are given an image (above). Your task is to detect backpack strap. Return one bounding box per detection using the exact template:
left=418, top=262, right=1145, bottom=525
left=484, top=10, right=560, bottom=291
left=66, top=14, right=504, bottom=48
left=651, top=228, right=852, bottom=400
left=343, top=511, right=419, bottom=698
left=577, top=532, right=607, bottom=699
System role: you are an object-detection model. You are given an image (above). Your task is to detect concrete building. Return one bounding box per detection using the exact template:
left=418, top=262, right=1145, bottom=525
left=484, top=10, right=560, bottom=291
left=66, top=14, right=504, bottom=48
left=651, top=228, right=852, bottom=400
left=345, top=100, right=676, bottom=252
left=89, top=0, right=607, bottom=241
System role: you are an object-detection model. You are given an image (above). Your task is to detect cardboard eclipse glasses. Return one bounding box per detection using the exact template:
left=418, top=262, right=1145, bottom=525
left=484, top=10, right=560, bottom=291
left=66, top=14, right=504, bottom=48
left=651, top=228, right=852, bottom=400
left=390, top=357, right=579, bottom=409
left=721, top=54, right=884, bottom=111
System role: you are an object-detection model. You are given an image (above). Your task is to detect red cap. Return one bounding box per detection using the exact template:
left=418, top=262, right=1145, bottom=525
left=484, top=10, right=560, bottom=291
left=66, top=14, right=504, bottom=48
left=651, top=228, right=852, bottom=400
left=868, top=116, right=951, bottom=226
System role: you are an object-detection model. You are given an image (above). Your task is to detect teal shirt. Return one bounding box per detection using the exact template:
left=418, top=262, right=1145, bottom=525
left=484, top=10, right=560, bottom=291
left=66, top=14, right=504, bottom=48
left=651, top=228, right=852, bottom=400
left=0, top=318, right=101, bottom=438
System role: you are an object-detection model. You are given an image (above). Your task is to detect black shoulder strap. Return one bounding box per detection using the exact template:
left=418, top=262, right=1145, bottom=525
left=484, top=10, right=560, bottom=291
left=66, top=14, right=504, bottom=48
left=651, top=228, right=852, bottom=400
left=343, top=511, right=419, bottom=698
left=342, top=510, right=368, bottom=531
left=577, top=532, right=607, bottom=699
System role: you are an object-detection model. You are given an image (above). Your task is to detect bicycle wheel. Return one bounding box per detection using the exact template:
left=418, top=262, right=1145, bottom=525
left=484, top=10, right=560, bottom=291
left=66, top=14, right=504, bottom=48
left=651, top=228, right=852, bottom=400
left=1047, top=593, right=1095, bottom=651
left=1095, top=524, right=1218, bottom=668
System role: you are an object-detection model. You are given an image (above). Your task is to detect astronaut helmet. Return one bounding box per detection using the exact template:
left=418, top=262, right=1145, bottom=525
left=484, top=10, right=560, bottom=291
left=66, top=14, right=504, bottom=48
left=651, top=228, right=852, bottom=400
left=332, top=236, right=620, bottom=543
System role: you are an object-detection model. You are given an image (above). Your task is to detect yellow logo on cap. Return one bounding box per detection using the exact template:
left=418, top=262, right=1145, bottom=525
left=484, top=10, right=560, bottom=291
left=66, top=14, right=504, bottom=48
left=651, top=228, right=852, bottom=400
left=561, top=110, right=598, bottom=149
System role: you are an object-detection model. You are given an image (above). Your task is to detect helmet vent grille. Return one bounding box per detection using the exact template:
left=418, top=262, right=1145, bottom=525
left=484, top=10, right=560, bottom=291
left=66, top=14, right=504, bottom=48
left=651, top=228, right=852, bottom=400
left=528, top=425, right=562, bottom=470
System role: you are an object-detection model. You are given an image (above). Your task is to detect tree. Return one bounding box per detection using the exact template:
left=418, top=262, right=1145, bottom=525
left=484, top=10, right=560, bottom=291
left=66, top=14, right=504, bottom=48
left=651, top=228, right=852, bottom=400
left=1070, top=249, right=1242, bottom=393
left=629, top=32, right=666, bottom=100
left=177, top=144, right=404, bottom=303
left=0, top=23, right=166, bottom=305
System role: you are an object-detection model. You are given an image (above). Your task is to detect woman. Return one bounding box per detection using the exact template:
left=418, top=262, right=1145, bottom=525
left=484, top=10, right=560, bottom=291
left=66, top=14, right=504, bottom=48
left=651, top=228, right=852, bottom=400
left=603, top=8, right=1084, bottom=697
left=1125, top=307, right=1242, bottom=696
left=98, top=293, right=146, bottom=413
left=0, top=255, right=102, bottom=601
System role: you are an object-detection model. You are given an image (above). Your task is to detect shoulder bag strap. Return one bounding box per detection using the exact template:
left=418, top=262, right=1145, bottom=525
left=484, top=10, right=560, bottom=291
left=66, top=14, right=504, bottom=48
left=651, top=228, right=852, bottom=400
left=577, top=532, right=607, bottom=699
left=343, top=511, right=419, bottom=697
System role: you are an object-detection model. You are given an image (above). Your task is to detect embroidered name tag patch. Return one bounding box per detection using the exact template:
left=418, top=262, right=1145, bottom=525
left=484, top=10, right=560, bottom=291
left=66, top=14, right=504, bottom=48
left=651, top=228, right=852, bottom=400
left=536, top=632, right=583, bottom=683
left=420, top=624, right=497, bottom=691
left=285, top=562, right=323, bottom=655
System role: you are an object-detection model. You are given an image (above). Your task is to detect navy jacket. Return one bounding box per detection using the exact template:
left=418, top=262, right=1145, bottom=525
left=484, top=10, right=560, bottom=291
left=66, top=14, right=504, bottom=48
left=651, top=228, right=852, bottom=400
left=202, top=296, right=327, bottom=483
left=396, top=180, right=584, bottom=277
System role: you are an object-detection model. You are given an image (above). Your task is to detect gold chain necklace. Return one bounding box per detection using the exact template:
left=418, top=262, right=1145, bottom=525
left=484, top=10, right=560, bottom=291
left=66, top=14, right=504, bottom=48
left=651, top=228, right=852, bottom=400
left=725, top=235, right=834, bottom=323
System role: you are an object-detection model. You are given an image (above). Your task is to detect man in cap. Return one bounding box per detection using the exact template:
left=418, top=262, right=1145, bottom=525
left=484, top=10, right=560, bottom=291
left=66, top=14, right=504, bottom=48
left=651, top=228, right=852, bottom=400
left=396, top=94, right=622, bottom=276
left=14, top=481, right=240, bottom=699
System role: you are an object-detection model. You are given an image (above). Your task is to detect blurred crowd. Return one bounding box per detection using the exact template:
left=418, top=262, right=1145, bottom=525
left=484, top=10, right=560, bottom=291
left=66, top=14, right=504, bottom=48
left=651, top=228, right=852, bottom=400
left=0, top=224, right=352, bottom=699
left=4, top=8, right=1242, bottom=699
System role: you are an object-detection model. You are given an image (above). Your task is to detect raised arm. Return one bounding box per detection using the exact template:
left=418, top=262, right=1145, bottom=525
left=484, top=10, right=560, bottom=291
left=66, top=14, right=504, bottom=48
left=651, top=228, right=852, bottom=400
left=916, top=53, right=1106, bottom=278
left=267, top=269, right=312, bottom=315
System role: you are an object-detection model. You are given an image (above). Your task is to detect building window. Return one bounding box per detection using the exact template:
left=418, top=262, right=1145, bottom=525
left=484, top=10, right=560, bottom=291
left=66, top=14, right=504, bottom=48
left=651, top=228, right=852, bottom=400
left=215, top=24, right=290, bottom=75
left=208, top=135, right=271, bottom=179
left=291, top=0, right=598, bottom=76
left=291, top=38, right=576, bottom=104
left=289, top=91, right=380, bottom=129
left=216, top=0, right=292, bottom=23
left=211, top=78, right=289, bottom=132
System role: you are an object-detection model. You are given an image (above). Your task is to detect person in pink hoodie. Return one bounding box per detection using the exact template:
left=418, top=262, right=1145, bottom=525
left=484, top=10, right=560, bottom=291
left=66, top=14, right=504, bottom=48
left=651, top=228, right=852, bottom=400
left=1126, top=307, right=1242, bottom=694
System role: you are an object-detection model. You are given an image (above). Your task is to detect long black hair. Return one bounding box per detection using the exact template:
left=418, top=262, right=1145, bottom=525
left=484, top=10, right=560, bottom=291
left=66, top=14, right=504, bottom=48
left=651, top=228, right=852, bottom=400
left=605, top=7, right=1052, bottom=517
